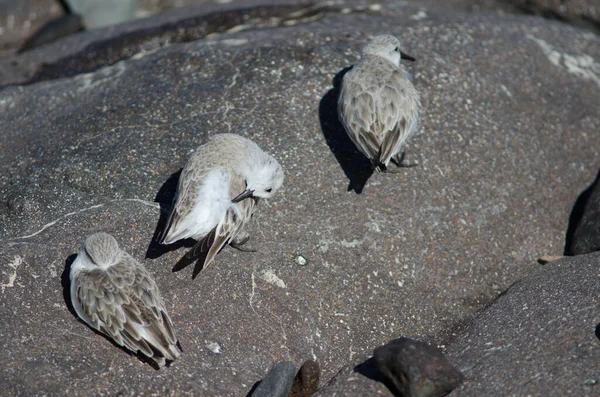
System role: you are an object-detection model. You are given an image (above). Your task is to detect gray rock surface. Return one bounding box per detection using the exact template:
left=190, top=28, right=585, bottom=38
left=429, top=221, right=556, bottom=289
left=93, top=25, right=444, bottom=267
left=19, top=14, right=84, bottom=53
left=0, top=0, right=547, bottom=87
left=251, top=361, right=296, bottom=397
left=509, top=0, right=600, bottom=25
left=314, top=255, right=600, bottom=397
left=1, top=0, right=600, bottom=395
left=0, top=0, right=65, bottom=57
left=136, top=0, right=522, bottom=15
left=446, top=253, right=600, bottom=396
left=137, top=0, right=241, bottom=15
left=0, top=0, right=325, bottom=86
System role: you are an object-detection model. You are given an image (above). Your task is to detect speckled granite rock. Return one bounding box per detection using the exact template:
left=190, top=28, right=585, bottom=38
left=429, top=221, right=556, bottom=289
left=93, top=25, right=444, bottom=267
left=0, top=0, right=65, bottom=57
left=0, top=0, right=322, bottom=86
left=446, top=253, right=600, bottom=396
left=1, top=0, right=599, bottom=395
left=314, top=254, right=600, bottom=396
left=510, top=0, right=600, bottom=26
left=18, top=14, right=84, bottom=53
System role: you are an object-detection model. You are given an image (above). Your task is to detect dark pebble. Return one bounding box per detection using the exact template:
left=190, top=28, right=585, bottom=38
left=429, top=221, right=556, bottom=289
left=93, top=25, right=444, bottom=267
left=373, top=337, right=464, bottom=397
left=288, top=360, right=320, bottom=397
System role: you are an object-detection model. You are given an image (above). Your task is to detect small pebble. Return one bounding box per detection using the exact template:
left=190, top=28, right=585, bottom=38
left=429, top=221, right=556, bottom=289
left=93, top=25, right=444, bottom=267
left=289, top=360, right=320, bottom=397
left=537, top=255, right=564, bottom=265
left=294, top=255, right=307, bottom=266
left=205, top=341, right=222, bottom=354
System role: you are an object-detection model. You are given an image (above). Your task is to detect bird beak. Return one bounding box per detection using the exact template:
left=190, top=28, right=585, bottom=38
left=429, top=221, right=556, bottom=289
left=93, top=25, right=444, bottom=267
left=401, top=52, right=416, bottom=62
left=231, top=189, right=254, bottom=203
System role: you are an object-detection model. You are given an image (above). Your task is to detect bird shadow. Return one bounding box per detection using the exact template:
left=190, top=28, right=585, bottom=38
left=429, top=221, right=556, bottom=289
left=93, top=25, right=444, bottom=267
left=595, top=323, right=600, bottom=341
left=61, top=254, right=168, bottom=370
left=145, top=168, right=196, bottom=260
left=172, top=248, right=208, bottom=280
left=319, top=66, right=374, bottom=194
left=354, top=357, right=402, bottom=397
left=61, top=254, right=79, bottom=319
left=564, top=167, right=600, bottom=255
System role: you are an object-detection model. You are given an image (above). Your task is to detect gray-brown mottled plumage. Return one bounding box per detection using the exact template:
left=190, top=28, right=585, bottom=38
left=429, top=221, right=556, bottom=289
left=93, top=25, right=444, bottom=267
left=70, top=233, right=181, bottom=367
left=338, top=34, right=420, bottom=172
left=160, top=134, right=284, bottom=273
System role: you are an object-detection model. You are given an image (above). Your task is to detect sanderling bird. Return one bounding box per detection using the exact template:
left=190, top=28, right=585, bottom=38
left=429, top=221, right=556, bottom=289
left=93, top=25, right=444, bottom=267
left=160, top=133, right=284, bottom=276
left=70, top=232, right=181, bottom=367
left=338, top=34, right=421, bottom=172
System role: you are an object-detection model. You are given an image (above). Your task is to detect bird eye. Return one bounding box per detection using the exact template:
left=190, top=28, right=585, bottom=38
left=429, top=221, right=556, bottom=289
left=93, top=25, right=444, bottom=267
left=266, top=188, right=272, bottom=193
left=394, top=47, right=399, bottom=52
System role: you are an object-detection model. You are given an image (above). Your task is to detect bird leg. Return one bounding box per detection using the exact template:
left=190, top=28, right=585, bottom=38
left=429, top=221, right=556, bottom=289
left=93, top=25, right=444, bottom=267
left=391, top=152, right=419, bottom=168
left=374, top=162, right=399, bottom=174
left=230, top=233, right=256, bottom=252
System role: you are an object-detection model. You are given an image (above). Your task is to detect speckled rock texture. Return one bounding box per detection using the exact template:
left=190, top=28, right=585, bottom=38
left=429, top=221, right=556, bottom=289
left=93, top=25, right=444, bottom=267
left=446, top=253, right=600, bottom=396
left=510, top=0, right=600, bottom=24
left=314, top=254, right=600, bottom=396
left=0, top=0, right=525, bottom=86
left=0, top=0, right=65, bottom=57
left=1, top=0, right=599, bottom=395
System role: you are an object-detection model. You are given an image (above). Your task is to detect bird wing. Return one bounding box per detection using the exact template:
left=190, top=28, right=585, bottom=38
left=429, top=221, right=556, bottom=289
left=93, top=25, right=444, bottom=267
left=339, top=64, right=420, bottom=166
left=161, top=151, right=231, bottom=244
left=377, top=68, right=420, bottom=165
left=185, top=171, right=257, bottom=277
left=161, top=150, right=205, bottom=244
left=338, top=68, right=380, bottom=160
left=73, top=257, right=180, bottom=366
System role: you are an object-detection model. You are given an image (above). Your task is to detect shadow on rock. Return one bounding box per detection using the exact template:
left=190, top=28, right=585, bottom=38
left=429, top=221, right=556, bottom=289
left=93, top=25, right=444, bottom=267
left=61, top=254, right=78, bottom=318
left=245, top=380, right=261, bottom=397
left=62, top=253, right=166, bottom=370
left=172, top=248, right=208, bottom=279
left=319, top=66, right=373, bottom=194
left=354, top=357, right=396, bottom=393
left=564, top=167, right=600, bottom=256
left=146, top=168, right=195, bottom=259
left=595, top=323, right=600, bottom=342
